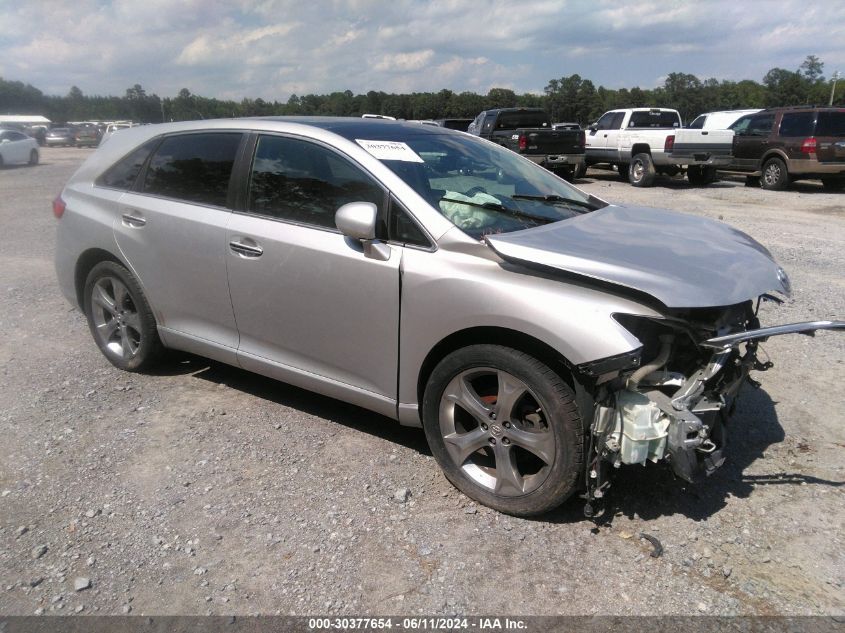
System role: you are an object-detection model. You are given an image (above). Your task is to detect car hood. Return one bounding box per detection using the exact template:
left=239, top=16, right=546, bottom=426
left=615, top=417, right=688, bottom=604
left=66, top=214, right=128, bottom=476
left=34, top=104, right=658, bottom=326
left=484, top=204, right=789, bottom=308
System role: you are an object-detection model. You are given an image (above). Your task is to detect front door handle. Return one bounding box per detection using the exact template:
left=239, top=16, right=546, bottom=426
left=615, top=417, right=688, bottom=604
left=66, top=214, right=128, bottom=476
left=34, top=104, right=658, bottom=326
left=229, top=239, right=263, bottom=258
left=121, top=212, right=146, bottom=227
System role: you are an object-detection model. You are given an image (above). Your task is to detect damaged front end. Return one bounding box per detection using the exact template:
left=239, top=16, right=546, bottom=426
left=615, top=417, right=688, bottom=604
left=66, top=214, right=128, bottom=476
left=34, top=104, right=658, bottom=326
left=579, top=302, right=843, bottom=515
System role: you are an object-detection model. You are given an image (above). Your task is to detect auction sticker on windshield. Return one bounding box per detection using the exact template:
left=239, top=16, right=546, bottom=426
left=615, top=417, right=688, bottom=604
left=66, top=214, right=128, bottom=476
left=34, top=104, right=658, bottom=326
left=356, top=139, right=424, bottom=162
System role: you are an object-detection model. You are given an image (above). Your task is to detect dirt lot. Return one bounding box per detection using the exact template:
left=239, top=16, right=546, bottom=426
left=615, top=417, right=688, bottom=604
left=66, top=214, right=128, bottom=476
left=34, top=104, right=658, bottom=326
left=0, top=148, right=843, bottom=617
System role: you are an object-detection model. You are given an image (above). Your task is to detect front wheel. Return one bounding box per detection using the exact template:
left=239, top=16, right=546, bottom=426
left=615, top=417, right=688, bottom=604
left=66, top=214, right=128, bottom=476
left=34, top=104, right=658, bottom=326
left=83, top=261, right=163, bottom=372
left=629, top=153, right=656, bottom=187
left=28, top=149, right=39, bottom=166
left=422, top=345, right=583, bottom=516
left=761, top=157, right=788, bottom=190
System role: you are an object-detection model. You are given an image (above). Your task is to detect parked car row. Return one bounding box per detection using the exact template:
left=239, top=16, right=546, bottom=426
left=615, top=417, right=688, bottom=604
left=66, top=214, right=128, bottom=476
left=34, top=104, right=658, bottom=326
left=580, top=105, right=845, bottom=191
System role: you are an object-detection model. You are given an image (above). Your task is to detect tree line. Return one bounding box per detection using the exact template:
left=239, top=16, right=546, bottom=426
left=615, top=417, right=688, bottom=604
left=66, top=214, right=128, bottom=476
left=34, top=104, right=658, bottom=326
left=0, top=55, right=839, bottom=127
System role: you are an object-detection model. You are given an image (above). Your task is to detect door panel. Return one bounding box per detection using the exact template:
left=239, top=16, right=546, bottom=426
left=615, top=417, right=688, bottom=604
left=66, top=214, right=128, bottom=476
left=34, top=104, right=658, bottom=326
left=114, top=193, right=238, bottom=352
left=226, top=215, right=400, bottom=398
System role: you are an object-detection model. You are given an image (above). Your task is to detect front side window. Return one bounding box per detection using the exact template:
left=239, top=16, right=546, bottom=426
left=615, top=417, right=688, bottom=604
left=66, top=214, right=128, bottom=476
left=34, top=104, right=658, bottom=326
left=594, top=112, right=617, bottom=130
left=248, top=135, right=385, bottom=229
left=688, top=115, right=706, bottom=129
left=143, top=133, right=242, bottom=207
left=779, top=112, right=815, bottom=137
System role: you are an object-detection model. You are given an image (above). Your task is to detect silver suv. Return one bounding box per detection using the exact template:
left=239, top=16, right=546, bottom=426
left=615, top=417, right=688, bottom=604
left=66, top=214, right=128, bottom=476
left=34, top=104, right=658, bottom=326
left=54, top=118, right=842, bottom=516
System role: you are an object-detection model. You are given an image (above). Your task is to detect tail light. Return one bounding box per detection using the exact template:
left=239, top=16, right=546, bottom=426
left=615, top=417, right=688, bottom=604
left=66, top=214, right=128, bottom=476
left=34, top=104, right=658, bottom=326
left=578, top=131, right=585, bottom=149
left=52, top=195, right=66, bottom=219
left=664, top=135, right=675, bottom=152
left=518, top=134, right=528, bottom=151
left=800, top=137, right=817, bottom=154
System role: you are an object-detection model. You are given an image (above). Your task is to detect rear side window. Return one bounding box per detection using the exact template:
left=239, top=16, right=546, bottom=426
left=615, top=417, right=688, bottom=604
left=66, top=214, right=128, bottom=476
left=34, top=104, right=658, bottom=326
left=247, top=135, right=385, bottom=229
left=97, top=139, right=159, bottom=190
left=816, top=111, right=845, bottom=137
left=744, top=114, right=774, bottom=136
left=779, top=112, right=815, bottom=137
left=142, top=133, right=242, bottom=207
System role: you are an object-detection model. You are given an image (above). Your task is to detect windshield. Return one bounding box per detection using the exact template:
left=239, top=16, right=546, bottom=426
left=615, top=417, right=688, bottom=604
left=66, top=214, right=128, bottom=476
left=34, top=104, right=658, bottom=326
left=371, top=133, right=599, bottom=239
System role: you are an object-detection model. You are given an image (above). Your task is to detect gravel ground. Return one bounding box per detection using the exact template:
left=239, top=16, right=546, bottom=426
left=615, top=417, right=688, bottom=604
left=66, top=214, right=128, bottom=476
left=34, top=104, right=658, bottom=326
left=0, top=148, right=843, bottom=617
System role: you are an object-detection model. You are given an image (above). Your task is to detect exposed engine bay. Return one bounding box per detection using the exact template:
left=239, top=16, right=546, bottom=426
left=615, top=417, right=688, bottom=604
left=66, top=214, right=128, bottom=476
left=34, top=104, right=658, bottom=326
left=580, top=299, right=844, bottom=516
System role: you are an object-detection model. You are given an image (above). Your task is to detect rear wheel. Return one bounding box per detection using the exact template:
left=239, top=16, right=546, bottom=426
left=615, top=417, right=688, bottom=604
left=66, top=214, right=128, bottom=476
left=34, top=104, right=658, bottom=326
left=28, top=149, right=39, bottom=166
left=422, top=344, right=583, bottom=516
left=83, top=261, right=163, bottom=372
left=821, top=177, right=845, bottom=192
left=761, top=157, right=788, bottom=190
left=629, top=153, right=656, bottom=187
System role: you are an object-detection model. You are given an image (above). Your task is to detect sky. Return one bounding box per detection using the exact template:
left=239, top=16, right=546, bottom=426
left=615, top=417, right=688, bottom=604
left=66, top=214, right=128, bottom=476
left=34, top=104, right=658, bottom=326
left=1, top=0, right=844, bottom=101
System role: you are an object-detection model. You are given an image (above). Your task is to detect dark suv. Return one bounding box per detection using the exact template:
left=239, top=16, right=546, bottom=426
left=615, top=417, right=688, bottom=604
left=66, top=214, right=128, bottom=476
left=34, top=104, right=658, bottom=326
left=726, top=106, right=845, bottom=191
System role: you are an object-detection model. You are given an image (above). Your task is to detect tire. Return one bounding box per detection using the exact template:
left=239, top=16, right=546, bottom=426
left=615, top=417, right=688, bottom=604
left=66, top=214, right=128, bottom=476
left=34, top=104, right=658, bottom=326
left=687, top=165, right=716, bottom=186
left=83, top=261, right=163, bottom=372
left=28, top=149, right=39, bottom=166
left=761, top=157, right=788, bottom=190
left=553, top=166, right=573, bottom=182
left=616, top=163, right=629, bottom=180
left=821, top=177, right=845, bottom=192
left=629, top=153, right=656, bottom=187
left=573, top=163, right=587, bottom=180
left=422, top=344, right=583, bottom=516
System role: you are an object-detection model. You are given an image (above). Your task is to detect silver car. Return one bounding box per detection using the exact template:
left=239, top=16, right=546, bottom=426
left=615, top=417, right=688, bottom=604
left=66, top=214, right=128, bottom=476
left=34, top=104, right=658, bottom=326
left=54, top=118, right=843, bottom=516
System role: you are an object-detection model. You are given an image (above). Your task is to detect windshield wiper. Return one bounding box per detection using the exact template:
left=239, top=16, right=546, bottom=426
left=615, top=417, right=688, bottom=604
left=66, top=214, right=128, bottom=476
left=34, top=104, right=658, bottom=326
left=438, top=197, right=556, bottom=225
left=510, top=194, right=594, bottom=211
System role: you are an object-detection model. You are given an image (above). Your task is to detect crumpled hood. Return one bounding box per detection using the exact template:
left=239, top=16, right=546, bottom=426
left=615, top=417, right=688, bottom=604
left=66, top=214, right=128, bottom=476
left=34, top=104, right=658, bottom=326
left=484, top=204, right=790, bottom=308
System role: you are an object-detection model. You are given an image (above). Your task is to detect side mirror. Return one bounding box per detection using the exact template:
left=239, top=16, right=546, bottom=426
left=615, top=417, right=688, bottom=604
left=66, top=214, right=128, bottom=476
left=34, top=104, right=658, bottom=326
left=335, top=202, right=377, bottom=240
left=335, top=202, right=390, bottom=261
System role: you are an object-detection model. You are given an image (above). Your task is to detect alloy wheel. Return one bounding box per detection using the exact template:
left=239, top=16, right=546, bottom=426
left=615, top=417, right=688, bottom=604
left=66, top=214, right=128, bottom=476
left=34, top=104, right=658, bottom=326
left=90, top=276, right=142, bottom=360
left=437, top=367, right=555, bottom=496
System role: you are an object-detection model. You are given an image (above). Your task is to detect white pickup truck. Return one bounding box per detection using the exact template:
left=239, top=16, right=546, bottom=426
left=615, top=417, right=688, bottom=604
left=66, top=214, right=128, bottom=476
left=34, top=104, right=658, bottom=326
left=584, top=108, right=734, bottom=186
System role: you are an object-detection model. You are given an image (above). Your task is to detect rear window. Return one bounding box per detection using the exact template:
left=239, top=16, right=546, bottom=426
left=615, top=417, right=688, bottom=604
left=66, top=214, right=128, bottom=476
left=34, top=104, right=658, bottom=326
left=816, top=111, right=845, bottom=137
left=779, top=112, right=815, bottom=137
left=142, top=133, right=242, bottom=207
left=628, top=111, right=680, bottom=128
left=495, top=112, right=549, bottom=129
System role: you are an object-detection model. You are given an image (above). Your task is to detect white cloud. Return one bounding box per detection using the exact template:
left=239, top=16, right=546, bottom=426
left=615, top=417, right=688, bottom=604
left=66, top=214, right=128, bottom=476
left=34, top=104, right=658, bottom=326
left=0, top=0, right=843, bottom=101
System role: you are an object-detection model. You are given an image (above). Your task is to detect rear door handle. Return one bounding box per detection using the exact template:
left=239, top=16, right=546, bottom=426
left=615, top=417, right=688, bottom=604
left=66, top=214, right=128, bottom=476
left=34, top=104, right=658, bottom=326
left=229, top=239, right=263, bottom=258
left=121, top=212, right=146, bottom=227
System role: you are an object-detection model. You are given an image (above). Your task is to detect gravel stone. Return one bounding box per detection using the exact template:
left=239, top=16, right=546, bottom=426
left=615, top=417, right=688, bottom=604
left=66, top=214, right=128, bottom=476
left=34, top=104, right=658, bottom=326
left=73, top=577, right=91, bottom=592
left=393, top=487, right=411, bottom=503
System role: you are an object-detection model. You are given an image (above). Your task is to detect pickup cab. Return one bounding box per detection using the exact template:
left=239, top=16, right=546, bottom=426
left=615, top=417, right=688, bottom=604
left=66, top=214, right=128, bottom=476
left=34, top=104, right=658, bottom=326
left=585, top=108, right=733, bottom=186
left=468, top=108, right=585, bottom=180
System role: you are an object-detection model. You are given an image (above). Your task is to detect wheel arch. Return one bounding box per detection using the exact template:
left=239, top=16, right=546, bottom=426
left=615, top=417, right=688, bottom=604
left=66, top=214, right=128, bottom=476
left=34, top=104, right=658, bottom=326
left=74, top=248, right=123, bottom=309
left=630, top=143, right=652, bottom=157
left=416, top=326, right=594, bottom=427
left=760, top=149, right=789, bottom=169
